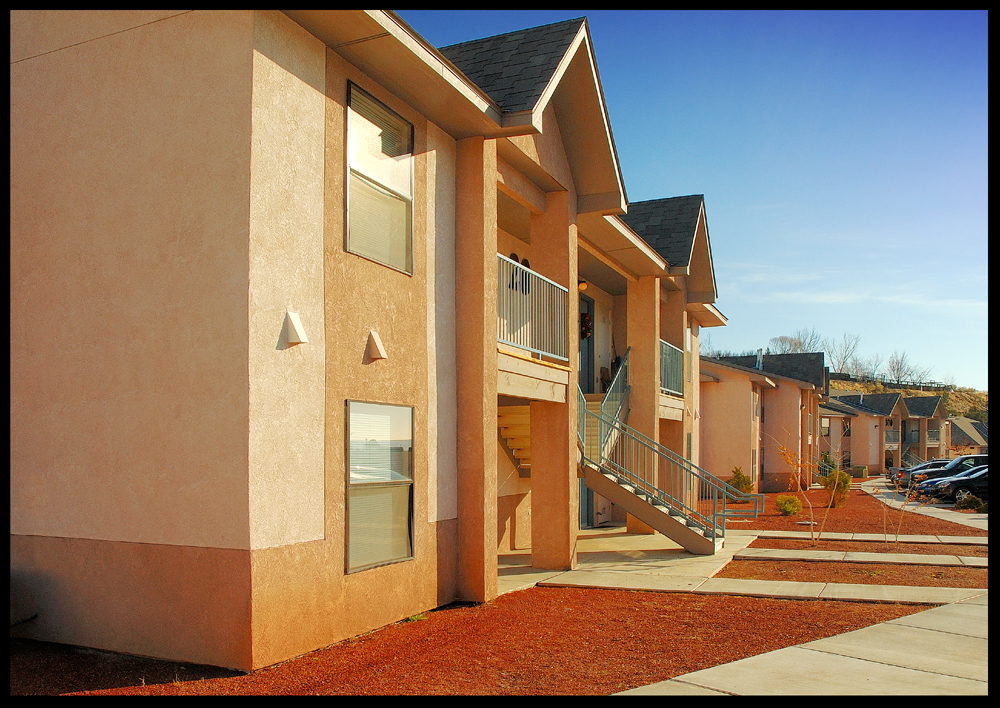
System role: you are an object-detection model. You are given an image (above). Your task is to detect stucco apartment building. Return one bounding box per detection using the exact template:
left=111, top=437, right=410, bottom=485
left=12, top=10, right=739, bottom=671
left=699, top=353, right=828, bottom=493
left=826, top=392, right=950, bottom=470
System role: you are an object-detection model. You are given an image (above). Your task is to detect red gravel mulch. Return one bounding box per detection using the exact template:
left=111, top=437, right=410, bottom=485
left=716, top=560, right=988, bottom=589
left=747, top=538, right=988, bottom=557
left=12, top=589, right=929, bottom=696
left=727, top=488, right=988, bottom=537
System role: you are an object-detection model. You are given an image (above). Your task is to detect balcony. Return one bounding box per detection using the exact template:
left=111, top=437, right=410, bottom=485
left=496, top=253, right=568, bottom=362
left=884, top=429, right=899, bottom=450
left=660, top=339, right=684, bottom=397
left=927, top=429, right=941, bottom=446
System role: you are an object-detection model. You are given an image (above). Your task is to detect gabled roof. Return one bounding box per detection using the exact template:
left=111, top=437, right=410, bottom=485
left=439, top=18, right=585, bottom=114
left=440, top=16, right=627, bottom=215
left=834, top=393, right=902, bottom=418
left=902, top=396, right=946, bottom=419
left=619, top=195, right=704, bottom=269
left=950, top=417, right=988, bottom=447
left=820, top=400, right=858, bottom=417
left=700, top=356, right=776, bottom=387
left=823, top=397, right=885, bottom=417
left=716, top=352, right=827, bottom=391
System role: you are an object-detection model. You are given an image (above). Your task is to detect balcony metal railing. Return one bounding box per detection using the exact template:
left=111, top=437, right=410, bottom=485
left=496, top=253, right=568, bottom=362
left=884, top=430, right=900, bottom=445
left=660, top=339, right=684, bottom=397
left=927, top=429, right=941, bottom=445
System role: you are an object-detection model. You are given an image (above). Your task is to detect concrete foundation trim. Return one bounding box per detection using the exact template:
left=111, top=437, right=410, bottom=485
left=10, top=534, right=253, bottom=671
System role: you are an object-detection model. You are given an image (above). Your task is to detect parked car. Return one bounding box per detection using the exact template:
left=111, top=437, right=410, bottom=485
left=915, top=465, right=987, bottom=499
left=909, top=454, right=989, bottom=487
left=934, top=467, right=988, bottom=502
left=892, top=458, right=954, bottom=486
left=886, top=458, right=947, bottom=480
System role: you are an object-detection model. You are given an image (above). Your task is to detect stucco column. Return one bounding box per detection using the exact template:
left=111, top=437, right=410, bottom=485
left=529, top=191, right=578, bottom=570
left=454, top=136, right=498, bottom=602
left=625, top=275, right=660, bottom=533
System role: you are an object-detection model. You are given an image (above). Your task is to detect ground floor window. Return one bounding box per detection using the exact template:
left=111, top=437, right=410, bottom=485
left=346, top=400, right=413, bottom=573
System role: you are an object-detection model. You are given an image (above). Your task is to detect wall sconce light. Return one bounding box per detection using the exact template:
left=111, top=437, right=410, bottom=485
left=366, top=329, right=387, bottom=361
left=578, top=280, right=588, bottom=291
left=285, top=310, right=309, bottom=344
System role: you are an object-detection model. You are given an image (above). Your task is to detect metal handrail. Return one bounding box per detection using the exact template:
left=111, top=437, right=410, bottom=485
left=660, top=339, right=684, bottom=397
left=496, top=253, right=568, bottom=361
left=601, top=347, right=630, bottom=427
left=579, top=386, right=764, bottom=541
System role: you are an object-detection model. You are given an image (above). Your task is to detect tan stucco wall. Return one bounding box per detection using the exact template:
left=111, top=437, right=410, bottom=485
left=11, top=10, right=256, bottom=547
left=426, top=122, right=459, bottom=523
left=247, top=10, right=327, bottom=550
left=248, top=43, right=458, bottom=670
left=700, top=372, right=755, bottom=481
left=761, top=384, right=804, bottom=491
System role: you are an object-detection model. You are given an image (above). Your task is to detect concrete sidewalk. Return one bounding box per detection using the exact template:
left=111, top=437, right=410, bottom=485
left=498, top=486, right=988, bottom=695
left=621, top=592, right=988, bottom=695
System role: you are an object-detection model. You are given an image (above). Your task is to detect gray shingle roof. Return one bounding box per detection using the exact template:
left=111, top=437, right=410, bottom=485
left=820, top=400, right=858, bottom=417
left=901, top=396, right=944, bottom=419
left=950, top=417, right=988, bottom=447
left=438, top=17, right=586, bottom=113
left=834, top=393, right=902, bottom=418
left=618, top=195, right=704, bottom=268
left=716, top=352, right=827, bottom=390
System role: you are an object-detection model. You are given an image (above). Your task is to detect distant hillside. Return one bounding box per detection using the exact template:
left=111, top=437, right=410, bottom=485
left=829, top=381, right=987, bottom=422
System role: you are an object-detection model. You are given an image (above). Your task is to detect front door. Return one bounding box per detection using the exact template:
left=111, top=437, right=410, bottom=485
left=579, top=294, right=595, bottom=394
left=579, top=478, right=595, bottom=528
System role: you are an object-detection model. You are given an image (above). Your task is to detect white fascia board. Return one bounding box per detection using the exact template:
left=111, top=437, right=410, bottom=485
left=532, top=21, right=627, bottom=208
left=373, top=11, right=502, bottom=123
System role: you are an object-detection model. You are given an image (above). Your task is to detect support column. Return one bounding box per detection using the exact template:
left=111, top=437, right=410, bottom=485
left=529, top=191, right=578, bottom=570
left=454, top=136, right=498, bottom=602
left=626, top=275, right=660, bottom=533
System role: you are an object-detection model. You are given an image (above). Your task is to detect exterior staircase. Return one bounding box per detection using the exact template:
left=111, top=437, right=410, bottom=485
left=498, top=405, right=531, bottom=475
left=577, top=349, right=762, bottom=555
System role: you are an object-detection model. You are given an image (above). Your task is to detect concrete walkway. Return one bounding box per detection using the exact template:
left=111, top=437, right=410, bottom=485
left=498, top=485, right=987, bottom=694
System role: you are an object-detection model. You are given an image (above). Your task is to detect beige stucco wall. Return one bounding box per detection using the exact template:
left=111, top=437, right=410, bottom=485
left=247, top=10, right=327, bottom=550
left=761, top=384, right=804, bottom=491
left=427, top=122, right=459, bottom=523
left=248, top=42, right=458, bottom=670
left=700, top=370, right=755, bottom=481
left=11, top=10, right=256, bottom=547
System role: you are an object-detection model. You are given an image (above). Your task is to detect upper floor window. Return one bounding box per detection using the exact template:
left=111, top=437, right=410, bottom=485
left=821, top=417, right=830, bottom=437
left=843, top=418, right=852, bottom=437
left=347, top=83, right=414, bottom=274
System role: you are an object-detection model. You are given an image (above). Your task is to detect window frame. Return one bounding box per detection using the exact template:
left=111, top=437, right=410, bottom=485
left=345, top=399, right=415, bottom=574
left=345, top=81, right=415, bottom=276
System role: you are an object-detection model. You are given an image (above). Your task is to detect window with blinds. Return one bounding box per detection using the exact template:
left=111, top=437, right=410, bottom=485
left=346, top=401, right=413, bottom=573
left=347, top=83, right=414, bottom=274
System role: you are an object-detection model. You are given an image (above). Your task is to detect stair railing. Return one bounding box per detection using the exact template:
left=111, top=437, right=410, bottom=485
left=581, top=404, right=724, bottom=541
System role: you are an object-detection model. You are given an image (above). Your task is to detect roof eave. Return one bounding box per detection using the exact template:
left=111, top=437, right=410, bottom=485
left=284, top=10, right=511, bottom=139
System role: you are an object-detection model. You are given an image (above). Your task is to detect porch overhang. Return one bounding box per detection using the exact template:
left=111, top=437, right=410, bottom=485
left=687, top=302, right=727, bottom=328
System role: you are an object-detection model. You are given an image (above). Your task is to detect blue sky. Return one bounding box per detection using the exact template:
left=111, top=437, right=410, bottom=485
left=396, top=10, right=989, bottom=390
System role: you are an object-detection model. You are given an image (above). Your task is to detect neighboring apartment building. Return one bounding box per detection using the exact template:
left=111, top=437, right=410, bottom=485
left=818, top=397, right=887, bottom=475
left=947, top=417, right=988, bottom=457
left=12, top=10, right=736, bottom=672
left=700, top=353, right=828, bottom=492
left=830, top=392, right=950, bottom=469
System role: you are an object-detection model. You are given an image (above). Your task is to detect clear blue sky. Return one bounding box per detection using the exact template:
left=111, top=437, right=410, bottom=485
left=396, top=10, right=989, bottom=391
